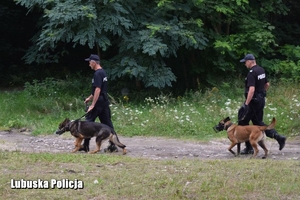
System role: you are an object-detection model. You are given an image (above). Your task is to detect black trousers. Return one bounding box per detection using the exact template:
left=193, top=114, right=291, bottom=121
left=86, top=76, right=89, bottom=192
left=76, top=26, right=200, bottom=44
left=83, top=103, right=114, bottom=147
left=238, top=95, right=277, bottom=141
left=85, top=104, right=114, bottom=129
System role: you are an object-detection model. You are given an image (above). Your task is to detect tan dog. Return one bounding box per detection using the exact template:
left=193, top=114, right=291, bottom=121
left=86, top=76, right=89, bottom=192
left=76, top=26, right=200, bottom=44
left=214, top=117, right=276, bottom=159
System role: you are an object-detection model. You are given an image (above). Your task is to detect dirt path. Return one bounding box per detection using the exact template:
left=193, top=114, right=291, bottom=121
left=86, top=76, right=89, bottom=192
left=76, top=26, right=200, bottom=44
left=0, top=130, right=299, bottom=160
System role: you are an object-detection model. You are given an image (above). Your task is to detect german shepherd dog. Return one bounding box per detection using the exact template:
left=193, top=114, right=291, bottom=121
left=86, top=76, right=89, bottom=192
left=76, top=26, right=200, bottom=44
left=55, top=118, right=127, bottom=155
left=213, top=117, right=276, bottom=159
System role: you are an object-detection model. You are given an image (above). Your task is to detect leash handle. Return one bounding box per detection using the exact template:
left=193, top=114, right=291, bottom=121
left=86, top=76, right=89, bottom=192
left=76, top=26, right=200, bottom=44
left=79, top=94, right=94, bottom=120
left=85, top=103, right=89, bottom=112
left=76, top=111, right=90, bottom=121
left=82, top=95, right=89, bottom=112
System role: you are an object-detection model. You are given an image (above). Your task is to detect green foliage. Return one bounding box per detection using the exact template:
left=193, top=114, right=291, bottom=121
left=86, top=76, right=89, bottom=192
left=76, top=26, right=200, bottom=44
left=107, top=55, right=177, bottom=88
left=15, top=0, right=208, bottom=89
left=24, top=75, right=90, bottom=98
left=205, top=0, right=279, bottom=72
left=260, top=45, right=300, bottom=81
left=1, top=79, right=299, bottom=137
left=12, top=0, right=300, bottom=90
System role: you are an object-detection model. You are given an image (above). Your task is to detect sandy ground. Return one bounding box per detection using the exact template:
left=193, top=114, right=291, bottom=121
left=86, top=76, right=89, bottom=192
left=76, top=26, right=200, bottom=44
left=0, top=129, right=299, bottom=160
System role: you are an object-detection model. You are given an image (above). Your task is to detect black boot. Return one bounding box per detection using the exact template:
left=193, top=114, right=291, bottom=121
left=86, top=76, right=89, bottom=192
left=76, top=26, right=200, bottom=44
left=240, top=141, right=254, bottom=155
left=275, top=135, right=286, bottom=151
left=265, top=129, right=286, bottom=150
left=79, top=138, right=90, bottom=152
left=104, top=142, right=118, bottom=153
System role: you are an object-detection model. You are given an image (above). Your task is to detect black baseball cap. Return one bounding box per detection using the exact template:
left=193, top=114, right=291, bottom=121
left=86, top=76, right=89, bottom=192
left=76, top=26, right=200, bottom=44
left=85, top=54, right=100, bottom=61
left=240, top=54, right=255, bottom=62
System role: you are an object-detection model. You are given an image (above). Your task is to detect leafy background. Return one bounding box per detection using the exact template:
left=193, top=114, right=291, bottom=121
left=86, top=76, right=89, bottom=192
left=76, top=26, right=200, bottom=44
left=0, top=0, right=299, bottom=94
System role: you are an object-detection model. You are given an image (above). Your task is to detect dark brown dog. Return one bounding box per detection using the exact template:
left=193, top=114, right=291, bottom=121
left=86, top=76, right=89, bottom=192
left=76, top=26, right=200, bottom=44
left=214, top=117, right=276, bottom=159
left=55, top=118, right=127, bottom=155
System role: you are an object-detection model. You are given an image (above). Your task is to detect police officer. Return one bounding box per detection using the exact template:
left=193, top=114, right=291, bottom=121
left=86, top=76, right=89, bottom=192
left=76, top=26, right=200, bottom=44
left=80, top=54, right=117, bottom=152
left=238, top=54, right=286, bottom=154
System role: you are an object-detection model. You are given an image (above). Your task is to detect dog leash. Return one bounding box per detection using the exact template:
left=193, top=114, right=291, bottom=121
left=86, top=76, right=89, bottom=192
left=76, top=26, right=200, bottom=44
left=76, top=95, right=91, bottom=121
left=75, top=111, right=90, bottom=121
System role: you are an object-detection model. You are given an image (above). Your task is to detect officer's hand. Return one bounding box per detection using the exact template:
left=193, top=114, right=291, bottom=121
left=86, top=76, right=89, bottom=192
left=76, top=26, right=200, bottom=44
left=87, top=105, right=94, bottom=113
left=242, top=103, right=248, bottom=111
left=238, top=103, right=249, bottom=121
left=84, top=98, right=90, bottom=104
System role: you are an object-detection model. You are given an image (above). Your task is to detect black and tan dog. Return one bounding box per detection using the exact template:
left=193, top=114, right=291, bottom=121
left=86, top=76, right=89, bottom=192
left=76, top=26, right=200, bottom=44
left=214, top=117, right=276, bottom=159
left=55, top=118, right=127, bottom=155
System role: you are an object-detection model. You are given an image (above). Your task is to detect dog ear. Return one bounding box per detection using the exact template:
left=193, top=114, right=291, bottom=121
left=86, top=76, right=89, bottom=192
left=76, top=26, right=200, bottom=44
left=224, top=117, right=230, bottom=122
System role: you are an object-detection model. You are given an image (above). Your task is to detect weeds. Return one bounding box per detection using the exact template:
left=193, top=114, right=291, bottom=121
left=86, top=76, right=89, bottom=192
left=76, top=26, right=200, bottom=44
left=0, top=151, right=300, bottom=199
left=0, top=78, right=299, bottom=137
left=0, top=78, right=300, bottom=199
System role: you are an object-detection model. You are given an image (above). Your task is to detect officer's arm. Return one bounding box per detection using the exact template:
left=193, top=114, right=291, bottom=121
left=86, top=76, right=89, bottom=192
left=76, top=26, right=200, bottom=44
left=91, top=87, right=101, bottom=107
left=245, top=86, right=255, bottom=105
left=264, top=82, right=270, bottom=91
left=87, top=87, right=101, bottom=112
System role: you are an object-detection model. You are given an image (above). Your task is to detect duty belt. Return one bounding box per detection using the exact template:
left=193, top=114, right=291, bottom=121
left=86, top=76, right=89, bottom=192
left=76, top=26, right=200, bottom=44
left=244, top=91, right=266, bottom=99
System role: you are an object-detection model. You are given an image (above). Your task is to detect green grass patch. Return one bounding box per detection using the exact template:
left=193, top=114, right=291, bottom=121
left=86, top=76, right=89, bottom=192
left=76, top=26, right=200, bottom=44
left=0, top=79, right=299, bottom=138
left=0, top=151, right=300, bottom=199
left=0, top=79, right=300, bottom=199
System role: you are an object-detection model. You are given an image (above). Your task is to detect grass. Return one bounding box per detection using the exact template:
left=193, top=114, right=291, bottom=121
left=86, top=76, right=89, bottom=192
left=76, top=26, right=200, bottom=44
left=1, top=151, right=300, bottom=199
left=0, top=79, right=299, bottom=138
left=0, top=78, right=300, bottom=199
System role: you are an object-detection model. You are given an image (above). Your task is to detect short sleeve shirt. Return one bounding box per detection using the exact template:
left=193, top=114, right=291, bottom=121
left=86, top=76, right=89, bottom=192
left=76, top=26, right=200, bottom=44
left=245, top=65, right=268, bottom=93
left=91, top=69, right=108, bottom=96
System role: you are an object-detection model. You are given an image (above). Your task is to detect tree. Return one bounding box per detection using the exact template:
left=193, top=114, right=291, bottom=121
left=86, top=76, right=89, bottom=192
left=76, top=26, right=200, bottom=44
left=0, top=0, right=40, bottom=86
left=15, top=0, right=209, bottom=89
left=14, top=0, right=299, bottom=90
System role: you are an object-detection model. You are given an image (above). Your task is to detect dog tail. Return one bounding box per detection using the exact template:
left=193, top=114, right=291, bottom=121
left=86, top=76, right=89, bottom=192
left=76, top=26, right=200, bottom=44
left=111, top=131, right=126, bottom=149
left=266, top=117, right=276, bottom=130
left=259, top=117, right=276, bottom=131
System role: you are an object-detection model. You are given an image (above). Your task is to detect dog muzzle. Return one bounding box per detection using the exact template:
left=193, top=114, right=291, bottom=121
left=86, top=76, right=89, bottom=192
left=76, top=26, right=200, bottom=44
left=55, top=129, right=65, bottom=135
left=213, top=124, right=224, bottom=133
left=213, top=126, right=220, bottom=133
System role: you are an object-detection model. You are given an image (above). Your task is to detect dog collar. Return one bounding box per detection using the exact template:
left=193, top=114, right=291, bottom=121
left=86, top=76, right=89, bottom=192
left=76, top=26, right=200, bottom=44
left=224, top=122, right=233, bottom=131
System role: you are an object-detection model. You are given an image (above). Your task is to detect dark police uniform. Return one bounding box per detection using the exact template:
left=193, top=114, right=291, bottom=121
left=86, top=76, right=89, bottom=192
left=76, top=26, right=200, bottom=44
left=86, top=68, right=113, bottom=127
left=239, top=65, right=267, bottom=126
left=81, top=68, right=117, bottom=152
left=239, top=65, right=286, bottom=153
